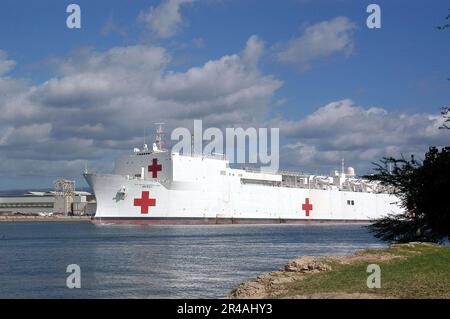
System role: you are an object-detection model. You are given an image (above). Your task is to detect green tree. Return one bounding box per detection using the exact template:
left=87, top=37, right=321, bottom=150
left=366, top=147, right=450, bottom=243
left=437, top=10, right=450, bottom=127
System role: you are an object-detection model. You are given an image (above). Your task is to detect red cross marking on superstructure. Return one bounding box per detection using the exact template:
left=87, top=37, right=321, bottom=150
left=302, top=198, right=313, bottom=217
left=133, top=191, right=156, bottom=214
left=148, top=158, right=162, bottom=178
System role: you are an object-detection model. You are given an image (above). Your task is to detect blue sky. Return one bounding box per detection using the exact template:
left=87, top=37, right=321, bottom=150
left=0, top=0, right=449, bottom=189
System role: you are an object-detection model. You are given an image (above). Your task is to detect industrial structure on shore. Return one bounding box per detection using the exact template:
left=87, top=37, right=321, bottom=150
left=0, top=179, right=96, bottom=216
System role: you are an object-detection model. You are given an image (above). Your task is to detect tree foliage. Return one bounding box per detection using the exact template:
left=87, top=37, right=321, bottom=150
left=442, top=107, right=450, bottom=129
left=436, top=9, right=450, bottom=30
left=367, top=10, right=450, bottom=243
left=366, top=147, right=450, bottom=243
left=437, top=10, right=450, bottom=127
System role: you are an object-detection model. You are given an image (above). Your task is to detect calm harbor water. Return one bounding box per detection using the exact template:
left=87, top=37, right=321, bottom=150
left=0, top=222, right=384, bottom=298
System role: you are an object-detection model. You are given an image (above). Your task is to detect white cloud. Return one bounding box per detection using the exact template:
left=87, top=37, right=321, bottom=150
left=0, top=37, right=282, bottom=180
left=0, top=34, right=447, bottom=184
left=138, top=0, right=194, bottom=39
left=0, top=123, right=52, bottom=147
left=277, top=17, right=356, bottom=68
left=100, top=15, right=128, bottom=38
left=278, top=99, right=449, bottom=174
left=243, top=35, right=265, bottom=67
left=0, top=50, right=16, bottom=75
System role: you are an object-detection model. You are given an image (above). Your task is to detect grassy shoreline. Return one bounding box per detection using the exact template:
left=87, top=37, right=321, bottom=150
left=229, top=243, right=450, bottom=299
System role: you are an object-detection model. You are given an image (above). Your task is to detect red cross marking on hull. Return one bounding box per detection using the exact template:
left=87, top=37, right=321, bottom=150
left=133, top=191, right=156, bottom=214
left=302, top=198, right=313, bottom=217
left=148, top=158, right=162, bottom=178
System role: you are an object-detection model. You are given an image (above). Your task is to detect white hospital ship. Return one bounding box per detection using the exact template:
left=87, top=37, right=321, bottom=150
left=84, top=126, right=403, bottom=224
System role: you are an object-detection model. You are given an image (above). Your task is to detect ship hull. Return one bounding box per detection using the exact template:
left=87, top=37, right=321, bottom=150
left=85, top=172, right=403, bottom=225
left=91, top=217, right=371, bottom=225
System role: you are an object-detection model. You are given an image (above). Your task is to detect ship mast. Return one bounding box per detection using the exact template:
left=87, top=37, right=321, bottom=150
left=153, top=122, right=167, bottom=152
